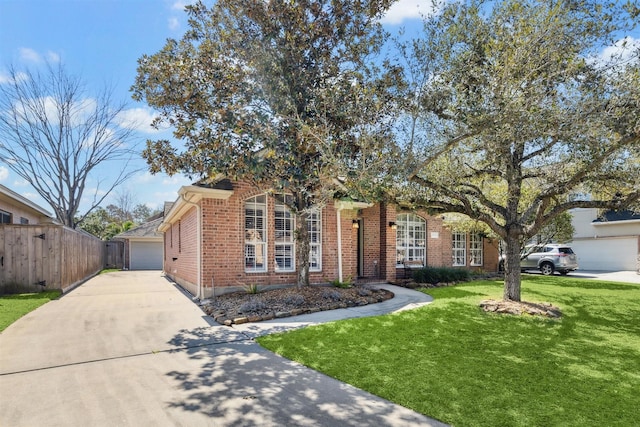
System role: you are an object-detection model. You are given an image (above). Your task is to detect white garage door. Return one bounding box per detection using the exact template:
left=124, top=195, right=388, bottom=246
left=570, top=237, right=638, bottom=271
left=130, top=241, right=163, bottom=270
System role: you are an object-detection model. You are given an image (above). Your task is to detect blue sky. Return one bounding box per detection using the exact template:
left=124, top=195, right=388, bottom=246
left=0, top=0, right=636, bottom=217
left=0, top=0, right=427, bottom=216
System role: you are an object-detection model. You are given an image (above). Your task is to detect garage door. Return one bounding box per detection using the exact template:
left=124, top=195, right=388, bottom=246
left=570, top=237, right=638, bottom=271
left=130, top=241, right=163, bottom=270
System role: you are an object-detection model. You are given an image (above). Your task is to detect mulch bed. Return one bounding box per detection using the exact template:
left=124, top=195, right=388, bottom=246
left=202, top=284, right=394, bottom=325
left=480, top=299, right=562, bottom=318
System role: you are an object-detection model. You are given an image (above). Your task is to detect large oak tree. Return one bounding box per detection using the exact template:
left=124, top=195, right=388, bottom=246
left=388, top=0, right=640, bottom=301
left=132, top=0, right=395, bottom=287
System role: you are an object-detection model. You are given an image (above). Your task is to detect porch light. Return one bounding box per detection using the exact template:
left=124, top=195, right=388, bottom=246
left=352, top=219, right=359, bottom=229
left=389, top=222, right=397, bottom=230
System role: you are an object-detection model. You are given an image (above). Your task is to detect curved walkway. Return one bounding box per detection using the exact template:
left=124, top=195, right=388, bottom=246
left=0, top=271, right=445, bottom=427
left=232, top=284, right=434, bottom=338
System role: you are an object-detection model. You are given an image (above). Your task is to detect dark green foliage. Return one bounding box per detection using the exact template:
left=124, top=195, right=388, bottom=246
left=412, top=266, right=471, bottom=284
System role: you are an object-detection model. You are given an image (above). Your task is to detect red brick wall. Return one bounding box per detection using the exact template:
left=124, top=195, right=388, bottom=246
left=164, top=181, right=501, bottom=296
left=197, top=182, right=347, bottom=294
left=163, top=206, right=199, bottom=294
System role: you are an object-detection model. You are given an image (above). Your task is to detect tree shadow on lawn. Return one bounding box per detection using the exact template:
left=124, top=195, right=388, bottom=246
left=163, top=326, right=447, bottom=427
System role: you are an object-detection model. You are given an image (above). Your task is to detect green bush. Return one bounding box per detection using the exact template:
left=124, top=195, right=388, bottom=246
left=412, top=267, right=470, bottom=284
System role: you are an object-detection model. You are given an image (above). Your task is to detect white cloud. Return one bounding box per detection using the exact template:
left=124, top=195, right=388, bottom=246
left=168, top=17, right=180, bottom=31
left=47, top=51, right=61, bottom=63
left=162, top=175, right=189, bottom=185
left=599, top=36, right=640, bottom=63
left=0, top=166, right=9, bottom=182
left=381, top=0, right=439, bottom=24
left=0, top=71, right=29, bottom=85
left=135, top=171, right=156, bottom=184
left=13, top=179, right=30, bottom=187
left=19, top=47, right=42, bottom=62
left=171, top=1, right=188, bottom=11
left=117, top=107, right=162, bottom=133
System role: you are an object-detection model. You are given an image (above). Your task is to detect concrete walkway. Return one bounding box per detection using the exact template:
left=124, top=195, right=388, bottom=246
left=0, top=271, right=445, bottom=427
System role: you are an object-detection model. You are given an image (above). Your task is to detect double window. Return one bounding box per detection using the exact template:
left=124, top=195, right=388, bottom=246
left=452, top=232, right=484, bottom=266
left=245, top=193, right=321, bottom=273
left=396, top=213, right=426, bottom=266
left=452, top=232, right=466, bottom=266
left=470, top=233, right=483, bottom=266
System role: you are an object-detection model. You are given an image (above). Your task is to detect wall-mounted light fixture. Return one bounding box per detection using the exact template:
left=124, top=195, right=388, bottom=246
left=352, top=219, right=359, bottom=229
left=389, top=221, right=397, bottom=230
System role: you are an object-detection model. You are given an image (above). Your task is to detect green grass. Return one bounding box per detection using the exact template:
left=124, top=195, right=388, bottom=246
left=99, top=268, right=121, bottom=274
left=0, top=291, right=61, bottom=332
left=257, top=276, right=640, bottom=426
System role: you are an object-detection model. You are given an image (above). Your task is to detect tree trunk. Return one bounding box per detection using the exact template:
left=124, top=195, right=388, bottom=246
left=295, top=210, right=311, bottom=289
left=503, top=234, right=522, bottom=301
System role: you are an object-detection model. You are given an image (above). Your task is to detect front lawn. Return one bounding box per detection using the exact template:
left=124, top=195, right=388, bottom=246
left=0, top=291, right=61, bottom=332
left=257, top=276, right=640, bottom=426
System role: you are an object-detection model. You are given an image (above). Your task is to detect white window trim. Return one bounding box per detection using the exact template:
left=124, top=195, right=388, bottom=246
left=452, top=232, right=466, bottom=266
left=274, top=195, right=295, bottom=272
left=470, top=233, right=483, bottom=266
left=396, top=213, right=427, bottom=267
left=245, top=194, right=268, bottom=273
left=308, top=208, right=322, bottom=272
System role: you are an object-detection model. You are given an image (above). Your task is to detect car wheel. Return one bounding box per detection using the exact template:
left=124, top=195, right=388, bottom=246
left=540, top=262, right=554, bottom=276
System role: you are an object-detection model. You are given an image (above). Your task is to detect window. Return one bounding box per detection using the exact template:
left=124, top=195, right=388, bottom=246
left=245, top=195, right=267, bottom=272
left=452, top=232, right=466, bottom=266
left=0, top=210, right=11, bottom=224
left=396, top=213, right=426, bottom=266
left=308, top=209, right=322, bottom=271
left=20, top=217, right=29, bottom=225
left=274, top=194, right=295, bottom=272
left=470, top=233, right=483, bottom=266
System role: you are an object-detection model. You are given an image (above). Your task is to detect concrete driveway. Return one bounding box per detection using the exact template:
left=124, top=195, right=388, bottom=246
left=0, top=271, right=445, bottom=427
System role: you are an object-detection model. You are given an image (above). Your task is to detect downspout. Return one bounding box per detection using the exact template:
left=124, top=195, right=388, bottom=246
left=181, top=193, right=202, bottom=300
left=337, top=207, right=343, bottom=283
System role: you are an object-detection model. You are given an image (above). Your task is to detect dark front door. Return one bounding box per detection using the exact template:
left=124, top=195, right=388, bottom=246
left=357, top=219, right=364, bottom=277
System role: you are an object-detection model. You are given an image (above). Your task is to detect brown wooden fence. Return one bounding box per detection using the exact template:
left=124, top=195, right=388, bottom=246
left=0, top=225, right=105, bottom=293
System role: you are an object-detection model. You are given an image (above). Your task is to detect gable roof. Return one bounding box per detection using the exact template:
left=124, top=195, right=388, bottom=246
left=114, top=217, right=163, bottom=239
left=0, top=183, right=57, bottom=222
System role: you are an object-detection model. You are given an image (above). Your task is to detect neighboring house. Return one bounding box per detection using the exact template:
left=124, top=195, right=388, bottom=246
left=114, top=214, right=165, bottom=270
left=160, top=179, right=499, bottom=297
left=570, top=208, right=640, bottom=271
left=0, top=184, right=58, bottom=225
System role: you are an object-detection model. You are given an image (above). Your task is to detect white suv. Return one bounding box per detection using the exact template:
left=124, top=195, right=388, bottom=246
left=500, top=244, right=579, bottom=275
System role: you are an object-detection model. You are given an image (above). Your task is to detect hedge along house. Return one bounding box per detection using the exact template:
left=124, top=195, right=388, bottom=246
left=160, top=179, right=500, bottom=298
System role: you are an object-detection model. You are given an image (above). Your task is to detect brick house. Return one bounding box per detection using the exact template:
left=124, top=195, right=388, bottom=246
left=160, top=179, right=499, bottom=297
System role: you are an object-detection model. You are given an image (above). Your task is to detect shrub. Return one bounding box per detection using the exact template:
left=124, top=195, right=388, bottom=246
left=284, top=294, right=306, bottom=307
left=321, top=290, right=342, bottom=301
left=330, top=277, right=352, bottom=289
left=239, top=298, right=267, bottom=313
left=357, top=285, right=373, bottom=296
left=412, top=267, right=471, bottom=284
left=244, top=283, right=261, bottom=294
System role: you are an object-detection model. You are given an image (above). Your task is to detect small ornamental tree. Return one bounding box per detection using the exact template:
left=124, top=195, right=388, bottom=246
left=132, top=0, right=394, bottom=287
left=387, top=0, right=640, bottom=301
